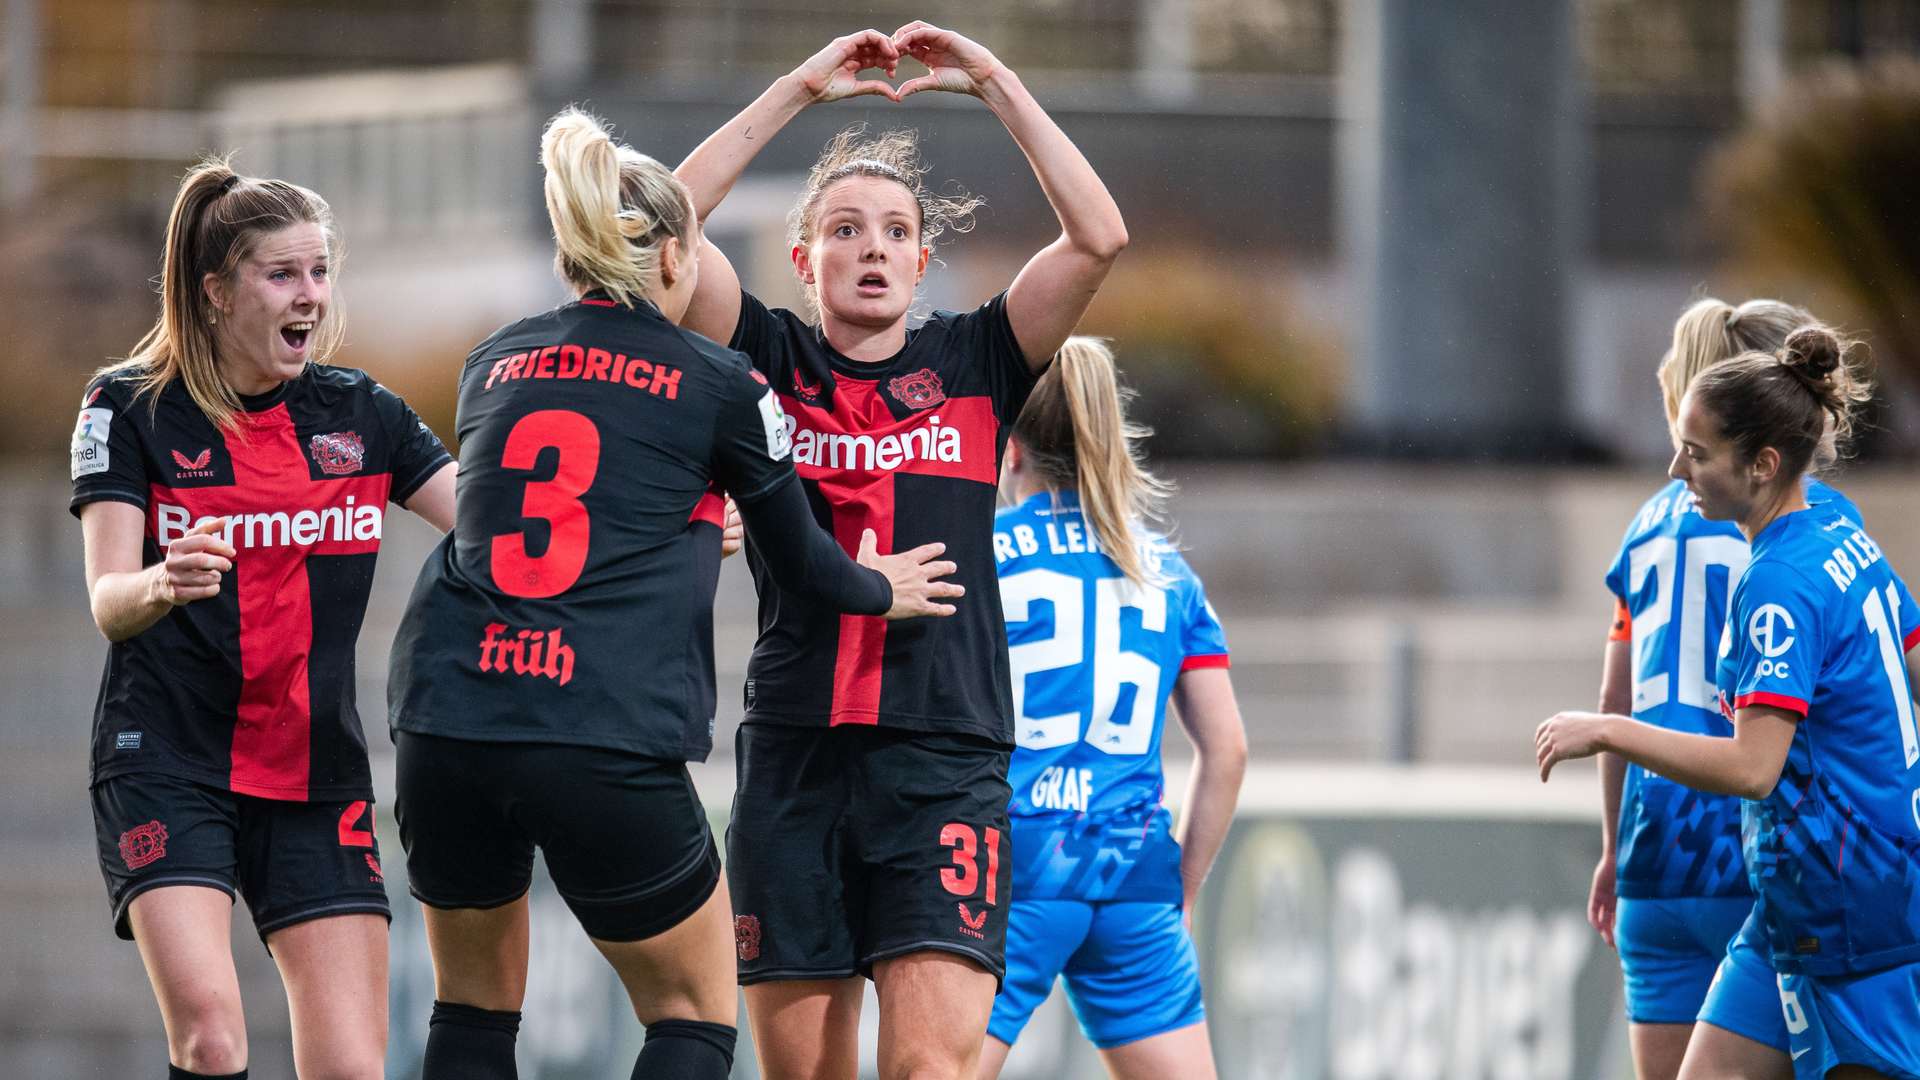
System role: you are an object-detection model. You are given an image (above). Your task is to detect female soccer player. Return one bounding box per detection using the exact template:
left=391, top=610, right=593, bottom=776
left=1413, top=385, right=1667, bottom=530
left=385, top=109, right=961, bottom=1080
left=1594, top=298, right=1864, bottom=1080
left=70, top=161, right=456, bottom=1079
left=674, top=22, right=1127, bottom=1080
left=982, top=338, right=1246, bottom=1080
left=1540, top=325, right=1920, bottom=1080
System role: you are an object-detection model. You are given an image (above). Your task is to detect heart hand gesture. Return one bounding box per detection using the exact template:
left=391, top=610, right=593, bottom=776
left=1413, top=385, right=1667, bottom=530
left=794, top=29, right=902, bottom=104
left=892, top=22, right=1002, bottom=99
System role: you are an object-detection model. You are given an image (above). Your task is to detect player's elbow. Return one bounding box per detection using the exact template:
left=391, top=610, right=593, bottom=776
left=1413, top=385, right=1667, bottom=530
left=1733, top=762, right=1781, bottom=801
left=1083, top=221, right=1128, bottom=263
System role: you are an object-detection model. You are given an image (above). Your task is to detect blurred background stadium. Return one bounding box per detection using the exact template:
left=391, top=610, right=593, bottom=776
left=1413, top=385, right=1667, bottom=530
left=4, top=0, right=1919, bottom=1076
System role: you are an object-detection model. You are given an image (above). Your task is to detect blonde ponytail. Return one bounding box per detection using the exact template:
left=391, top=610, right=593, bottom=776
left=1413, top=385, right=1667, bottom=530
left=1011, top=337, right=1173, bottom=588
left=540, top=107, right=694, bottom=308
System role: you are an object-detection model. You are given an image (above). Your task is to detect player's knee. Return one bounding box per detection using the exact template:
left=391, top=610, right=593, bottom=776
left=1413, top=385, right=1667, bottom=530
left=882, top=1047, right=973, bottom=1080
left=299, top=1056, right=385, bottom=1080
left=632, top=989, right=732, bottom=1028
left=172, top=1020, right=246, bottom=1074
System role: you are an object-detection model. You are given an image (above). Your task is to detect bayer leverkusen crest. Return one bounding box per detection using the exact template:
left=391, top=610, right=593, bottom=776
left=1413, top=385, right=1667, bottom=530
left=309, top=431, right=366, bottom=476
left=888, top=368, right=945, bottom=409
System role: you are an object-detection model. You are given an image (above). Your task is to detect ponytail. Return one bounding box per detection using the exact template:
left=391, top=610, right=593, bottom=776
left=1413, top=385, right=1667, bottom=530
left=540, top=107, right=694, bottom=308
left=1011, top=337, right=1173, bottom=588
left=101, top=156, right=339, bottom=431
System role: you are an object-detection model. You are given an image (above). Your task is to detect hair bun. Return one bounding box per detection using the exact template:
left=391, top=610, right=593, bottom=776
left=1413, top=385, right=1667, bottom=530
left=1779, top=325, right=1842, bottom=382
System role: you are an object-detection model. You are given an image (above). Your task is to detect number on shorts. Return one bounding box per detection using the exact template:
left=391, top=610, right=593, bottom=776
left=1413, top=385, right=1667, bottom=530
left=337, top=800, right=375, bottom=848
left=1776, top=975, right=1810, bottom=1035
left=490, top=409, right=601, bottom=599
left=938, top=823, right=1001, bottom=903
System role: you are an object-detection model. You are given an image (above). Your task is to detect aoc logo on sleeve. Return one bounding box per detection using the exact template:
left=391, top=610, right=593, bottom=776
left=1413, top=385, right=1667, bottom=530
left=757, top=392, right=791, bottom=461
left=71, top=407, right=113, bottom=479
left=1748, top=604, right=1796, bottom=658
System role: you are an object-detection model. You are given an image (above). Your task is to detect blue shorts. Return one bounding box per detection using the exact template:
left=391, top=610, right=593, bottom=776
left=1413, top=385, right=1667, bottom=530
left=987, top=899, right=1203, bottom=1051
left=1697, top=908, right=1789, bottom=1052
left=1779, top=962, right=1920, bottom=1080
left=1615, top=895, right=1752, bottom=1026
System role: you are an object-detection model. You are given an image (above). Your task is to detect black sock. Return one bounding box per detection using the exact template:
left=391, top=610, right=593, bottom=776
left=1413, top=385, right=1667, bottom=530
left=422, top=999, right=522, bottom=1080
left=632, top=1018, right=737, bottom=1079
left=168, top=1068, right=246, bottom=1079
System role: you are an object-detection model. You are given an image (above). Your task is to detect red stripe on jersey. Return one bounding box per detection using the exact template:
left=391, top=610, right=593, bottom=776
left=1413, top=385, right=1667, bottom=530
left=774, top=383, right=1003, bottom=726
left=147, top=405, right=392, bottom=799
left=1733, top=691, right=1809, bottom=717
left=1181, top=654, right=1231, bottom=671
left=688, top=487, right=726, bottom=528
left=1904, top=625, right=1920, bottom=652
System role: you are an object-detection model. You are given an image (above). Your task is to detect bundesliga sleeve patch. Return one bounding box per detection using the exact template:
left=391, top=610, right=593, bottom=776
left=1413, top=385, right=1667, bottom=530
left=71, top=406, right=112, bottom=479
left=757, top=391, right=791, bottom=461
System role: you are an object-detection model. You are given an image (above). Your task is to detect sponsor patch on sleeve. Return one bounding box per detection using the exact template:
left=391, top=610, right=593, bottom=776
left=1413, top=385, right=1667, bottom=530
left=757, top=391, right=791, bottom=461
left=71, top=407, right=113, bottom=479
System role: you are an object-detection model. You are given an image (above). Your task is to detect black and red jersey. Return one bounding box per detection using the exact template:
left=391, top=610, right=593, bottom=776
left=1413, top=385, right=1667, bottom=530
left=730, top=290, right=1041, bottom=744
left=68, top=365, right=452, bottom=801
left=386, top=294, right=798, bottom=762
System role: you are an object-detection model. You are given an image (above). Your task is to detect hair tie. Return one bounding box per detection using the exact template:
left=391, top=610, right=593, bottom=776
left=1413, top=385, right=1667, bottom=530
left=219, top=174, right=241, bottom=195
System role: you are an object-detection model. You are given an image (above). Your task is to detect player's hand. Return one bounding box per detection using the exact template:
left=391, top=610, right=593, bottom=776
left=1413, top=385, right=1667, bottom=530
left=1587, top=853, right=1617, bottom=948
left=857, top=528, right=963, bottom=619
left=1535, top=711, right=1610, bottom=781
left=792, top=30, right=901, bottom=104
left=153, top=517, right=234, bottom=606
left=720, top=497, right=743, bottom=559
left=892, top=22, right=1001, bottom=99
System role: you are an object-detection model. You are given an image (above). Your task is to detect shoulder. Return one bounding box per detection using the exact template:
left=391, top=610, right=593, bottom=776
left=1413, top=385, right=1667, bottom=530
left=1621, top=479, right=1690, bottom=541
left=80, top=365, right=146, bottom=411
left=1734, top=549, right=1827, bottom=615
left=669, top=322, right=761, bottom=385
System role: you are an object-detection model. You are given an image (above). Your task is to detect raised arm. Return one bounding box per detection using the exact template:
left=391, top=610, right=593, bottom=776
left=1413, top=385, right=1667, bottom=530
left=893, top=22, right=1128, bottom=371
left=1169, top=667, right=1248, bottom=920
left=675, top=31, right=901, bottom=344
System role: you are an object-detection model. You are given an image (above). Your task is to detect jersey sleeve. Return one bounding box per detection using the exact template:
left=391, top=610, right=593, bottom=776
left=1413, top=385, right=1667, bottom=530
left=1603, top=515, right=1636, bottom=602
left=370, top=380, right=453, bottom=503
left=1893, top=572, right=1920, bottom=653
left=949, top=291, right=1039, bottom=423
left=1727, top=562, right=1826, bottom=717
left=1178, top=563, right=1231, bottom=671
left=710, top=365, right=796, bottom=505
left=68, top=377, right=149, bottom=517
left=728, top=290, right=789, bottom=378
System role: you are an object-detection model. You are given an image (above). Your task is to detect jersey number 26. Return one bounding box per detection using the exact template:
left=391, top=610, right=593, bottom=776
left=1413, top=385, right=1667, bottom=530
left=1001, top=568, right=1166, bottom=756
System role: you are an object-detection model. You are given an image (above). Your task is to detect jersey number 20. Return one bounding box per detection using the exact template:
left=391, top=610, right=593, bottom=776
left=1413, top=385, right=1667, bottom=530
left=1001, top=568, right=1166, bottom=756
left=1628, top=535, right=1749, bottom=713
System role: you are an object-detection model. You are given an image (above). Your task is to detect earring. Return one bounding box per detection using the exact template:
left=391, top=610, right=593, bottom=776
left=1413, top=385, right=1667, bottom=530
left=209, top=312, right=218, bottom=325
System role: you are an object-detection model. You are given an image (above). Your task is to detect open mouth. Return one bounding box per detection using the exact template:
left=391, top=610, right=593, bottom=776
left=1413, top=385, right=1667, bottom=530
left=856, top=273, right=888, bottom=295
left=281, top=321, right=315, bottom=351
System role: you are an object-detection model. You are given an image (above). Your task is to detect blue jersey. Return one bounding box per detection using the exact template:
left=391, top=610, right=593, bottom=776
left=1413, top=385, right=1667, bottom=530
left=1716, top=504, right=1920, bottom=976
left=1605, top=478, right=1856, bottom=900
left=993, top=492, right=1229, bottom=901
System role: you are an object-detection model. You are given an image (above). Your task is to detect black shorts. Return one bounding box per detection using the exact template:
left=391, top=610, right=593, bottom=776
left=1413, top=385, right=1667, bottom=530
left=91, top=771, right=391, bottom=943
left=394, top=731, right=720, bottom=942
left=727, top=723, right=1013, bottom=985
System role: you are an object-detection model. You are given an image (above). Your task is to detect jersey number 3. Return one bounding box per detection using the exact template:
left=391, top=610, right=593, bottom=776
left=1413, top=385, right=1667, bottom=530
left=1001, top=569, right=1167, bottom=756
left=491, top=410, right=601, bottom=599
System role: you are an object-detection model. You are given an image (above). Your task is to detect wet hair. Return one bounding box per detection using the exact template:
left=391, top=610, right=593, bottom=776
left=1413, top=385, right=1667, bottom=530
left=786, top=126, right=983, bottom=322
left=540, top=107, right=695, bottom=309
left=1657, top=297, right=1813, bottom=424
left=1011, top=337, right=1173, bottom=588
left=102, top=157, right=340, bottom=431
left=1687, top=325, right=1873, bottom=480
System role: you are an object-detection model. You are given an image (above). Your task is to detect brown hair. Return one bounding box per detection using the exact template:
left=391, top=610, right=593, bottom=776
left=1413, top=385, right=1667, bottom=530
left=787, top=126, right=983, bottom=322
left=1687, top=325, right=1873, bottom=480
left=541, top=107, right=696, bottom=309
left=1656, top=297, right=1813, bottom=425
left=1012, top=337, right=1173, bottom=588
left=101, top=157, right=340, bottom=431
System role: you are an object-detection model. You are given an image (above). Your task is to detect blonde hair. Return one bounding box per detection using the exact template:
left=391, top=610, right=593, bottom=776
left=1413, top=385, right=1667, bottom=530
left=540, top=107, right=695, bottom=309
left=100, top=157, right=341, bottom=431
left=1011, top=337, right=1173, bottom=588
left=787, top=126, right=983, bottom=322
left=1657, top=297, right=1812, bottom=424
